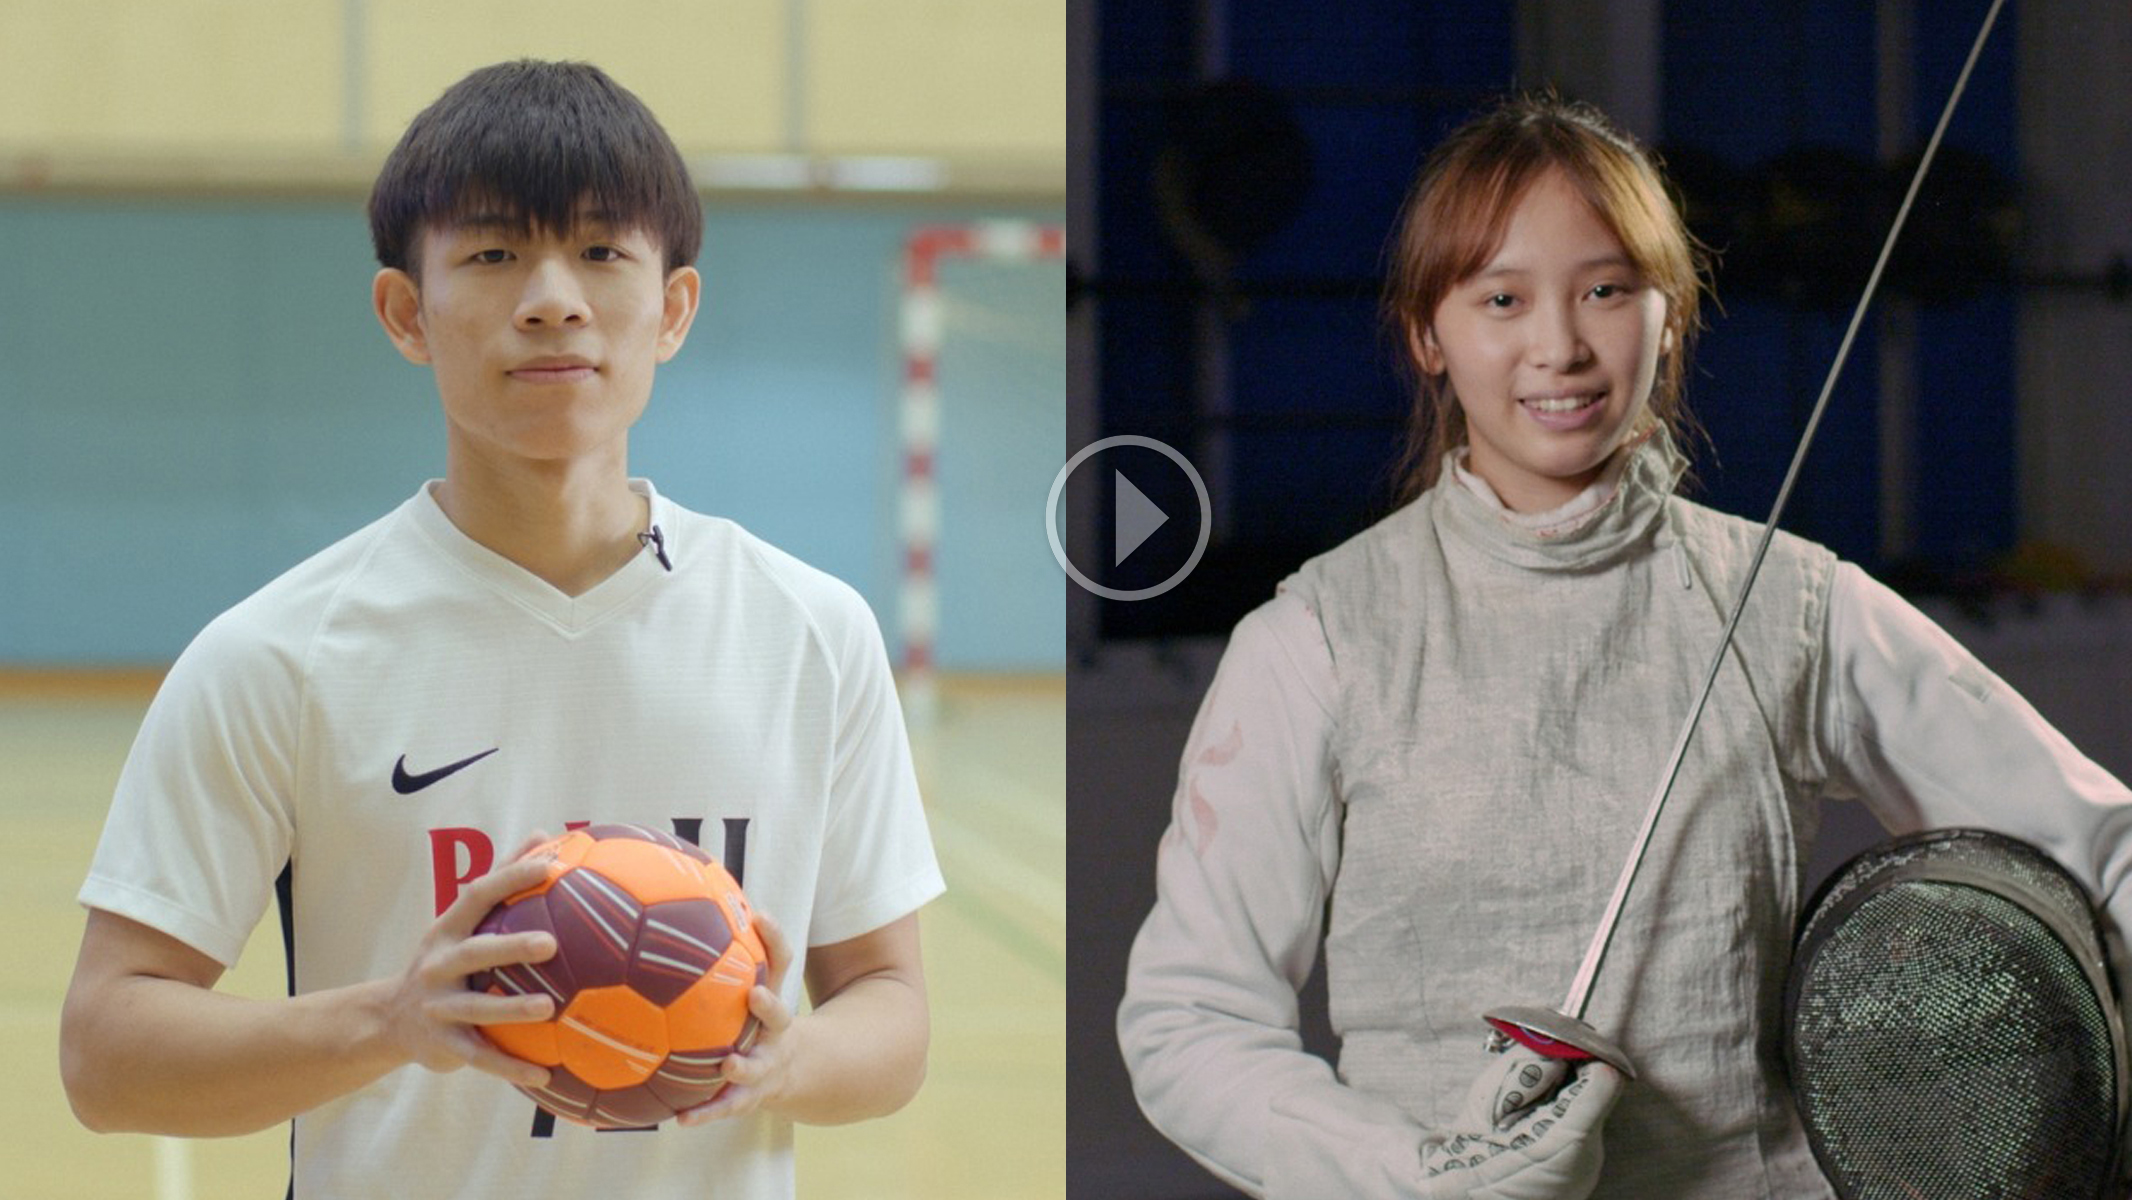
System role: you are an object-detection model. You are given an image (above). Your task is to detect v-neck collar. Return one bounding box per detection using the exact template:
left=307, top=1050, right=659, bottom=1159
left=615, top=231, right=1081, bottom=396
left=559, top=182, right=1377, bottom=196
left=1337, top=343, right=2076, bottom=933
left=405, top=478, right=674, bottom=634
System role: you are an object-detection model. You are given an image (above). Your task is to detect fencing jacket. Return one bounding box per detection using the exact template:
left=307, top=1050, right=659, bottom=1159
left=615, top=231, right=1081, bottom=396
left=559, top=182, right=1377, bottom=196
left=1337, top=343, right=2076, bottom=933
left=1118, top=435, right=2132, bottom=1199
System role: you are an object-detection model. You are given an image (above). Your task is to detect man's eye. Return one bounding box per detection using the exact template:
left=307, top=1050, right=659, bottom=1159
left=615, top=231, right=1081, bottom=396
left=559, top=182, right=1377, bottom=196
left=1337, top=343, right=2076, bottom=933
left=1590, top=283, right=1625, bottom=299
left=585, top=245, right=624, bottom=262
left=471, top=249, right=511, bottom=264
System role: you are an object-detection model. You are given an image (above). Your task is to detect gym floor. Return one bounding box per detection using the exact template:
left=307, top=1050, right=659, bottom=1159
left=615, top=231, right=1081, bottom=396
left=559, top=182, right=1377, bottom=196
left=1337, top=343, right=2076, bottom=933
left=3, top=672, right=1063, bottom=1199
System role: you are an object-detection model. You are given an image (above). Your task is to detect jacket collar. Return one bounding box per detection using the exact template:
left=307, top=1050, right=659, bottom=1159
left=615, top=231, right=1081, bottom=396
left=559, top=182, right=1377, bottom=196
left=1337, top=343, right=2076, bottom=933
left=1435, top=432, right=1686, bottom=572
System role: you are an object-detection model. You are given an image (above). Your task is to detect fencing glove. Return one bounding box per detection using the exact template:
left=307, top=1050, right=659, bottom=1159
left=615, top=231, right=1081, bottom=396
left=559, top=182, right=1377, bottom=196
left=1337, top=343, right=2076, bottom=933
left=1416, top=1049, right=1625, bottom=1200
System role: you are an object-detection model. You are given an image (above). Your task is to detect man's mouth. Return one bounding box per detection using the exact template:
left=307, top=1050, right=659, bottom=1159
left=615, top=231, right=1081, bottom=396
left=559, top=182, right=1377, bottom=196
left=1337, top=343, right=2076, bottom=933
left=510, top=359, right=596, bottom=383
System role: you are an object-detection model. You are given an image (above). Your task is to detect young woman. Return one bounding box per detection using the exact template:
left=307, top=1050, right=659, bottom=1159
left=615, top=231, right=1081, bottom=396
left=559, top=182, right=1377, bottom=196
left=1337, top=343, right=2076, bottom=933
left=1118, top=94, right=2132, bottom=1200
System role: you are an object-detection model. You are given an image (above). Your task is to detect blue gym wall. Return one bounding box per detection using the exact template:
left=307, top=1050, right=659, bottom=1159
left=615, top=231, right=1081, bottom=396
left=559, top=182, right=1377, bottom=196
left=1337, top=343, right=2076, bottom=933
left=0, top=197, right=1064, bottom=671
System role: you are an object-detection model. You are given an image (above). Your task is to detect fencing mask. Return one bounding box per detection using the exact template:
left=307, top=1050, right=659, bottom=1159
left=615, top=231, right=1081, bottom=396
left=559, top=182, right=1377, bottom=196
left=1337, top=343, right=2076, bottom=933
left=1786, top=828, right=2129, bottom=1199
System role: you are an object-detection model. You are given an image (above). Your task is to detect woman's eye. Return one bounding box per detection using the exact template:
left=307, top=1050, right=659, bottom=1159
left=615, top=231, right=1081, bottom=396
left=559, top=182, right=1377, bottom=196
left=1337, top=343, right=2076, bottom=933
left=1484, top=293, right=1517, bottom=309
left=1589, top=282, right=1631, bottom=300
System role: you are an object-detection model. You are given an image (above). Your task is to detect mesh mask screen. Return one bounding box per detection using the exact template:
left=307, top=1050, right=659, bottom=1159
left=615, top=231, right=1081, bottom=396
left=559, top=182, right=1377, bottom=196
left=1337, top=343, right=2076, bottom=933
left=1789, top=868, right=2119, bottom=1199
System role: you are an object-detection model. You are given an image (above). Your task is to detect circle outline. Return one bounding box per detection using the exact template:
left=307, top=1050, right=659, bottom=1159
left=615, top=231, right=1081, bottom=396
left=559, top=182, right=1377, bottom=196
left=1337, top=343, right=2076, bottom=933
left=1046, top=435, right=1211, bottom=601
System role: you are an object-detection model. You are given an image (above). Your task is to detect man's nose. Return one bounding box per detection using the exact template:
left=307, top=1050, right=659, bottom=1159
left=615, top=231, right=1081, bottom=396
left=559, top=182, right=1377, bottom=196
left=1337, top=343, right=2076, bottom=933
left=516, top=259, right=590, bottom=329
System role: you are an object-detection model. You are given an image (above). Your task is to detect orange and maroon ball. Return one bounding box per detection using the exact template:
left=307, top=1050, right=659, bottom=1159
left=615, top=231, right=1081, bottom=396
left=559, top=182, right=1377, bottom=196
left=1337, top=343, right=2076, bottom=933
left=469, top=823, right=768, bottom=1129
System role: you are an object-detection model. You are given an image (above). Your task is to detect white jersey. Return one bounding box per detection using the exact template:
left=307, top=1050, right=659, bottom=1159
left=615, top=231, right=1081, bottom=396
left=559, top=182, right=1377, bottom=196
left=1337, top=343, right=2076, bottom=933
left=80, top=479, right=944, bottom=1200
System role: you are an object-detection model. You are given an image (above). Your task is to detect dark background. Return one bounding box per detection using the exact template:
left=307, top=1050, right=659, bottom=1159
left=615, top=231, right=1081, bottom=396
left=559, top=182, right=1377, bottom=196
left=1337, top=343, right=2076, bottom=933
left=1078, top=0, right=2023, bottom=643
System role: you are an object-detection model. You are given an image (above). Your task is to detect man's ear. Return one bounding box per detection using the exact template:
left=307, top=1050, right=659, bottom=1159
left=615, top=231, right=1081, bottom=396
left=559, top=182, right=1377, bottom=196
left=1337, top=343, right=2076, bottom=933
left=373, top=268, right=430, bottom=365
left=1407, top=320, right=1445, bottom=375
left=655, top=265, right=702, bottom=363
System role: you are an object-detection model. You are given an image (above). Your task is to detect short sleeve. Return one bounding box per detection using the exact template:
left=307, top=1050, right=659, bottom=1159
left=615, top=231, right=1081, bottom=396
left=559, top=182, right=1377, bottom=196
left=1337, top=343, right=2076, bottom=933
left=77, top=609, right=302, bottom=968
left=805, top=587, right=944, bottom=948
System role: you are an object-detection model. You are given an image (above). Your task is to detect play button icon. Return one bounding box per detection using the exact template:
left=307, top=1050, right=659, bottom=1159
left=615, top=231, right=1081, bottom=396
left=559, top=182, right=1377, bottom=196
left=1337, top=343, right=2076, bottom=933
left=1047, top=435, right=1210, bottom=601
left=1112, top=471, right=1169, bottom=566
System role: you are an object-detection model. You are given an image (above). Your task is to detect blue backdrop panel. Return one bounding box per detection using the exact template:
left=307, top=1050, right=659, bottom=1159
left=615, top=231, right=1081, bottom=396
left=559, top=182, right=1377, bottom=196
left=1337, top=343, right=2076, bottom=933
left=0, top=196, right=1063, bottom=671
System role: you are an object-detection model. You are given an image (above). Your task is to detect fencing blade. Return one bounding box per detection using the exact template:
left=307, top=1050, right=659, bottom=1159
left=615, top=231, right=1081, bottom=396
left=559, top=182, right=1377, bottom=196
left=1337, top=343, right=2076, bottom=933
left=1482, top=0, right=2009, bottom=1062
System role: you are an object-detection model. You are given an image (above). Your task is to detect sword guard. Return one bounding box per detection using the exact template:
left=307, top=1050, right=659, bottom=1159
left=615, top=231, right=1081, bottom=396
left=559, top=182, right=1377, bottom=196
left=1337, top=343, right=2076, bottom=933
left=1482, top=1006, right=1639, bottom=1080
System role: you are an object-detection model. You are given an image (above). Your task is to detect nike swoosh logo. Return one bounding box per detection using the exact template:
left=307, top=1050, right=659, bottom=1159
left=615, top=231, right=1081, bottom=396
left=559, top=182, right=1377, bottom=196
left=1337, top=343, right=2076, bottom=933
left=391, top=748, right=499, bottom=795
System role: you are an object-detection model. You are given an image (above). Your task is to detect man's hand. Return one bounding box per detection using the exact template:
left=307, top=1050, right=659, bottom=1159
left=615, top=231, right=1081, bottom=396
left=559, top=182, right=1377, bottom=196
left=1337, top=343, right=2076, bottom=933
left=61, top=832, right=577, bottom=1137
left=674, top=908, right=930, bottom=1128
left=377, top=833, right=560, bottom=1089
left=677, top=910, right=797, bottom=1125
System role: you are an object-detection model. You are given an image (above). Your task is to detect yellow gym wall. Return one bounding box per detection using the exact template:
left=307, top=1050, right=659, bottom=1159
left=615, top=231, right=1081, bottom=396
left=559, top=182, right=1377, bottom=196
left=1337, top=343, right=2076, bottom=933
left=0, top=0, right=1064, bottom=189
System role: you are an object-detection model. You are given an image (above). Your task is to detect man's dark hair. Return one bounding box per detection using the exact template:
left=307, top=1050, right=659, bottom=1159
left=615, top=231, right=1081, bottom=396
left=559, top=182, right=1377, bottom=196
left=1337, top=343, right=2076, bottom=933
left=368, top=60, right=702, bottom=278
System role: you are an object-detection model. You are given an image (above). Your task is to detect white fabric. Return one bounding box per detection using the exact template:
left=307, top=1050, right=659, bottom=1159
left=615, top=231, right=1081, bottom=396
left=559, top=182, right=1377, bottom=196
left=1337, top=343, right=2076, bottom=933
left=1126, top=435, right=1836, bottom=1199
left=1447, top=439, right=1634, bottom=540
left=1118, top=443, right=2132, bottom=1199
left=1413, top=1054, right=1620, bottom=1200
left=79, top=479, right=944, bottom=1200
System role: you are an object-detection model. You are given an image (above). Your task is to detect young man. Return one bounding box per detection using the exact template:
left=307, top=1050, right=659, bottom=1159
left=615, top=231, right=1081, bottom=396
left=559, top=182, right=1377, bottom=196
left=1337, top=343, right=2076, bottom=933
left=60, top=60, right=942, bottom=1198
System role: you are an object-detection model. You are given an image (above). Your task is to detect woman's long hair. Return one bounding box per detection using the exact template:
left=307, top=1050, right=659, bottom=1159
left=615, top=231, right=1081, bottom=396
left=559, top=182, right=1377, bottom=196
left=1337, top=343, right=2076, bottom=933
left=1383, top=93, right=1713, bottom=504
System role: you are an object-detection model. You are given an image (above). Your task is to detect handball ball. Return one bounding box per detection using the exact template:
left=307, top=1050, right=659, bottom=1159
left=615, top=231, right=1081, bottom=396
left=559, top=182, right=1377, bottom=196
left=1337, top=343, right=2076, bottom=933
left=468, top=823, right=769, bottom=1129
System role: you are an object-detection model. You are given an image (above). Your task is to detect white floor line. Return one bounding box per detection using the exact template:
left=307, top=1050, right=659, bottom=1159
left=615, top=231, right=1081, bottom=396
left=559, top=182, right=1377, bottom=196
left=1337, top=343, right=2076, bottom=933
left=929, top=761, right=1064, bottom=843
left=154, top=1135, right=192, bottom=1200
left=924, top=801, right=1064, bottom=922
